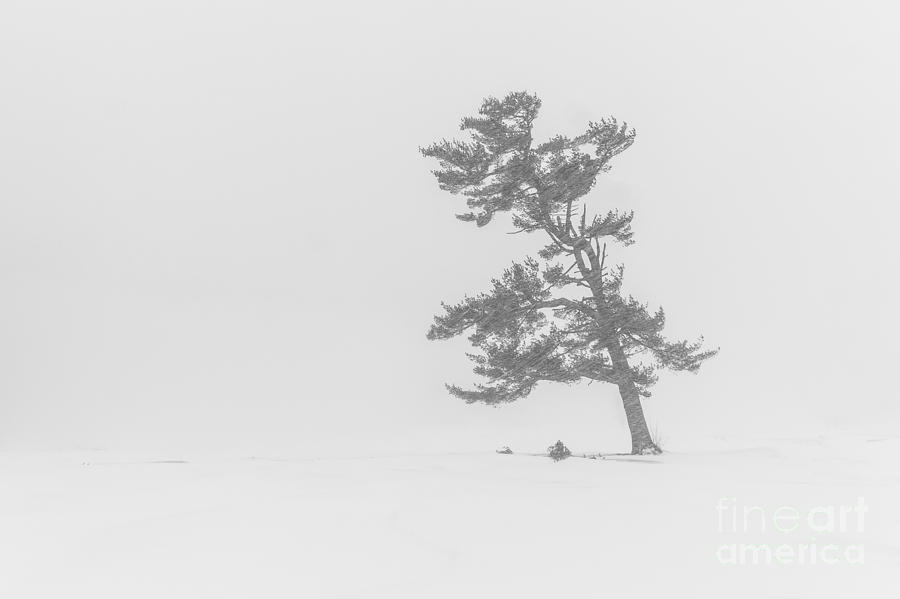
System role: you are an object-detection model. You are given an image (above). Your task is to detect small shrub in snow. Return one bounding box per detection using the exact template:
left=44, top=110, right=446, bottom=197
left=548, top=440, right=572, bottom=461
left=496, top=446, right=513, bottom=454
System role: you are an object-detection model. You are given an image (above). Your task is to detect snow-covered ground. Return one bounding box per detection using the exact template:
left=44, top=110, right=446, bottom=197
left=2, top=434, right=898, bottom=598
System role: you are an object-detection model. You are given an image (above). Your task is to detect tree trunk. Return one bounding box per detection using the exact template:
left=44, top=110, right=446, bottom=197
left=571, top=243, right=660, bottom=454
left=608, top=340, right=660, bottom=455
left=617, top=381, right=659, bottom=455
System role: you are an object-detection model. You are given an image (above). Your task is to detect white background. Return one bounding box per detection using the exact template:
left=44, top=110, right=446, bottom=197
left=2, top=0, right=898, bottom=454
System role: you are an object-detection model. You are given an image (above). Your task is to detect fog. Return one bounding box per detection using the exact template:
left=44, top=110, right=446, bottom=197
left=2, top=0, right=898, bottom=452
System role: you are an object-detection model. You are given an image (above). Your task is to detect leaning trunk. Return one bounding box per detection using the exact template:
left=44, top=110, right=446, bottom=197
left=617, top=380, right=659, bottom=454
left=608, top=340, right=660, bottom=455
left=573, top=244, right=660, bottom=454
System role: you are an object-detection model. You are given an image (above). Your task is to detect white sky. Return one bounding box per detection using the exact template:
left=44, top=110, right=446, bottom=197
left=2, top=0, right=898, bottom=452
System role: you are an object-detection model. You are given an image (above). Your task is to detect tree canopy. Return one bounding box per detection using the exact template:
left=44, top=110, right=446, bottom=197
left=422, top=91, right=717, bottom=453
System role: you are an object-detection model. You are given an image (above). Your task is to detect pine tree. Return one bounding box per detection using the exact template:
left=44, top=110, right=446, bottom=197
left=422, top=91, right=717, bottom=455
